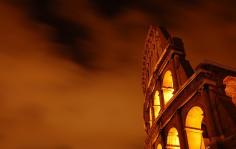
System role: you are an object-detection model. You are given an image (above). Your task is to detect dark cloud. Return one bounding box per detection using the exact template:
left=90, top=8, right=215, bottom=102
left=88, top=0, right=236, bottom=29
left=88, top=0, right=133, bottom=17
left=87, top=0, right=203, bottom=26
left=0, top=0, right=236, bottom=149
left=10, top=0, right=95, bottom=69
left=4, top=0, right=236, bottom=69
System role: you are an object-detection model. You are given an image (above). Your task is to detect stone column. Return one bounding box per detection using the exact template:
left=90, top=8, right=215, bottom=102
left=223, top=76, right=236, bottom=105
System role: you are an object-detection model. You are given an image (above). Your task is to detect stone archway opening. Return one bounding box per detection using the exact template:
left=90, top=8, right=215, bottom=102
left=185, top=106, right=209, bottom=149
left=166, top=127, right=180, bottom=149
left=162, top=71, right=174, bottom=105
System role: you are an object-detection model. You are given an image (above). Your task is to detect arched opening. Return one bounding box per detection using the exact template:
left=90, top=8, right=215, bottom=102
left=149, top=107, right=153, bottom=127
left=157, top=144, right=162, bottom=149
left=185, top=106, right=208, bottom=149
left=153, top=91, right=161, bottom=118
left=166, top=127, right=180, bottom=149
left=162, top=71, right=174, bottom=105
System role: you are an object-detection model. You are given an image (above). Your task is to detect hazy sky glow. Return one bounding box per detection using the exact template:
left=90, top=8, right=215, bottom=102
left=0, top=0, right=236, bottom=149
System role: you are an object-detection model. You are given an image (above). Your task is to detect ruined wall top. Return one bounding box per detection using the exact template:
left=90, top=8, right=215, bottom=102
left=224, top=76, right=236, bottom=105
left=142, top=26, right=185, bottom=94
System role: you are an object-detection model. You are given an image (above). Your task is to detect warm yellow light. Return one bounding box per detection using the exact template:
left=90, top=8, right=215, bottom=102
left=149, top=107, right=153, bottom=127
left=186, top=107, right=205, bottom=149
left=162, top=71, right=174, bottom=105
left=153, top=91, right=161, bottom=118
left=154, top=91, right=160, bottom=105
left=166, top=127, right=180, bottom=149
left=163, top=71, right=174, bottom=87
left=185, top=128, right=204, bottom=149
left=163, top=88, right=174, bottom=104
left=157, top=144, right=162, bottom=149
left=186, top=106, right=203, bottom=129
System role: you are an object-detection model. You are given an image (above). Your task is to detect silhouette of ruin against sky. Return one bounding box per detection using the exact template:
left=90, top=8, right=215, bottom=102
left=0, top=0, right=236, bottom=149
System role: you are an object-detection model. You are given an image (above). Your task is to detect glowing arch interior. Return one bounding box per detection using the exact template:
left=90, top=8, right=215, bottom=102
left=157, top=144, right=162, bottom=149
left=153, top=91, right=161, bottom=118
left=185, top=106, right=205, bottom=149
left=162, top=71, right=174, bottom=105
left=166, top=127, right=180, bottom=149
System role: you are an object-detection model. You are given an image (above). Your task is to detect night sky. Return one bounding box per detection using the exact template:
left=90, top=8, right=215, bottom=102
left=0, top=0, right=236, bottom=149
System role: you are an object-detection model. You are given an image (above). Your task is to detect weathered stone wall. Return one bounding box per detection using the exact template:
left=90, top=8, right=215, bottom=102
left=224, top=76, right=236, bottom=105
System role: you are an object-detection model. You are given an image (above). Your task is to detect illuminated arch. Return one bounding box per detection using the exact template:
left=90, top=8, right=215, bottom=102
left=153, top=91, right=161, bottom=118
left=162, top=71, right=174, bottom=105
left=157, top=144, right=162, bottom=149
left=185, top=106, right=207, bottom=149
left=149, top=107, right=153, bottom=127
left=166, top=127, right=180, bottom=149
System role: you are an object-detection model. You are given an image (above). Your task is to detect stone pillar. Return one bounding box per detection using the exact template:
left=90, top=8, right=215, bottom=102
left=223, top=76, right=236, bottom=105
